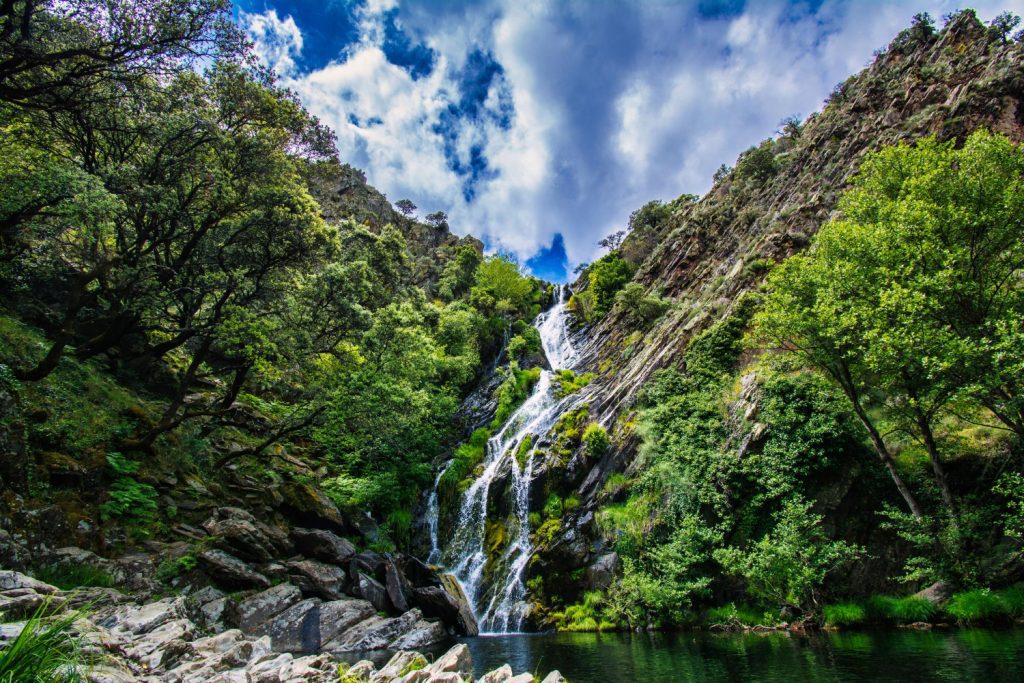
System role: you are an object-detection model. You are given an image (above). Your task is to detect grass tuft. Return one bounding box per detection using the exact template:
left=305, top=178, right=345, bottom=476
left=0, top=598, right=87, bottom=682
left=822, top=602, right=866, bottom=626
left=945, top=589, right=1006, bottom=624
left=31, top=564, right=113, bottom=592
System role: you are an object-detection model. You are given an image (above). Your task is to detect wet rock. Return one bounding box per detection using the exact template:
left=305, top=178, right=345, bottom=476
left=412, top=579, right=479, bottom=636
left=0, top=584, right=63, bottom=619
left=233, top=583, right=303, bottom=632
left=389, top=618, right=447, bottom=650
left=396, top=555, right=441, bottom=589
left=287, top=559, right=349, bottom=600
left=252, top=598, right=321, bottom=653
left=356, top=572, right=389, bottom=612
left=291, top=527, right=356, bottom=564
left=198, top=549, right=271, bottom=589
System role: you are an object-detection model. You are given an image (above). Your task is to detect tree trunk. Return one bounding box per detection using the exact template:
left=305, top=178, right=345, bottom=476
left=914, top=407, right=960, bottom=529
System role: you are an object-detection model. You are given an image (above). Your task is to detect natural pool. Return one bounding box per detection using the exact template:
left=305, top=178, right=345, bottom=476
left=404, top=628, right=1024, bottom=682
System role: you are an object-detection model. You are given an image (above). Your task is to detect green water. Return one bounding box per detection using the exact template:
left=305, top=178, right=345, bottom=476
left=437, top=628, right=1024, bottom=682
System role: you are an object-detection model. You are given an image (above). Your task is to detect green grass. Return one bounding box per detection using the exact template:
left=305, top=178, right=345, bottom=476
left=823, top=602, right=867, bottom=626
left=945, top=589, right=1006, bottom=624
left=31, top=564, right=113, bottom=592
left=995, top=584, right=1024, bottom=618
left=705, top=603, right=771, bottom=627
left=865, top=595, right=936, bottom=623
left=0, top=598, right=87, bottom=682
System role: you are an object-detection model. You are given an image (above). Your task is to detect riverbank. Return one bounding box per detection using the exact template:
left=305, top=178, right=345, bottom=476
left=0, top=569, right=565, bottom=682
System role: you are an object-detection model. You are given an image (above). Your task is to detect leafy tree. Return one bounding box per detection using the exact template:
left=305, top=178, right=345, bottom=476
left=585, top=252, right=635, bottom=318
left=598, top=230, right=626, bottom=251
left=395, top=198, right=417, bottom=216
left=425, top=210, right=448, bottom=229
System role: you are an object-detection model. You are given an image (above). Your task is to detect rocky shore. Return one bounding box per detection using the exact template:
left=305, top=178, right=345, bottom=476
left=0, top=569, right=564, bottom=682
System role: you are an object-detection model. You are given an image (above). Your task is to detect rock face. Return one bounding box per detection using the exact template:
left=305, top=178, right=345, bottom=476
left=291, top=527, right=357, bottom=564
left=198, top=549, right=271, bottom=589
left=413, top=573, right=479, bottom=636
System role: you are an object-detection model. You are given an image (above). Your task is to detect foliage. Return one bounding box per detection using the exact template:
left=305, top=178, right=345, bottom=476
left=945, top=589, right=1006, bottom=623
left=582, top=423, right=610, bottom=458
left=586, top=252, right=636, bottom=319
left=705, top=603, right=772, bottom=627
left=865, top=595, right=937, bottom=623
left=155, top=555, right=198, bottom=584
left=0, top=598, right=86, bottom=682
left=438, top=428, right=491, bottom=498
left=506, top=327, right=542, bottom=362
left=714, top=498, right=864, bottom=609
left=822, top=602, right=866, bottom=626
left=735, top=140, right=778, bottom=184
left=99, top=453, right=158, bottom=533
left=613, top=283, right=671, bottom=327
left=551, top=591, right=618, bottom=632
left=554, top=370, right=595, bottom=398
left=490, top=363, right=541, bottom=429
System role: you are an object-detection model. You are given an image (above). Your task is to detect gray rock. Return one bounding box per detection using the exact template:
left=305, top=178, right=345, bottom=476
left=348, top=551, right=386, bottom=583
left=585, top=552, right=620, bottom=590
left=253, top=598, right=321, bottom=653
left=478, top=664, right=514, bottom=682
left=371, top=650, right=427, bottom=682
left=385, top=561, right=411, bottom=612
left=412, top=574, right=478, bottom=636
left=203, top=507, right=291, bottom=563
left=389, top=618, right=447, bottom=651
left=357, top=572, right=389, bottom=612
left=317, top=597, right=376, bottom=646
left=344, top=659, right=376, bottom=681
left=427, top=643, right=472, bottom=678
left=324, top=608, right=443, bottom=652
left=291, top=527, right=356, bottom=564
left=198, top=549, right=271, bottom=589
left=233, top=583, right=302, bottom=632
left=0, top=570, right=59, bottom=594
left=541, top=671, right=568, bottom=683
left=287, top=559, right=348, bottom=600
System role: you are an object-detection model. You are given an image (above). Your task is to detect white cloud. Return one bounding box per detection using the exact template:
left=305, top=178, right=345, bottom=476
left=243, top=0, right=1024, bottom=276
left=239, top=9, right=303, bottom=77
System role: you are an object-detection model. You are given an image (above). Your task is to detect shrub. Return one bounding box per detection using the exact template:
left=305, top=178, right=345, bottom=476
left=945, top=589, right=1006, bottom=623
left=823, top=602, right=867, bottom=626
left=32, top=563, right=113, bottom=591
left=705, top=603, right=770, bottom=627
left=100, top=452, right=158, bottom=534
left=586, top=252, right=636, bottom=319
left=613, top=282, right=671, bottom=326
left=582, top=423, right=610, bottom=458
left=864, top=595, right=936, bottom=623
left=491, top=364, right=541, bottom=429
left=996, top=584, right=1024, bottom=617
left=554, top=370, right=595, bottom=398
left=155, top=555, right=198, bottom=584
left=0, top=598, right=86, bottom=682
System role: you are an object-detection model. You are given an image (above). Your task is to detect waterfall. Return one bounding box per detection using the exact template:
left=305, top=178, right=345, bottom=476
left=430, top=285, right=581, bottom=633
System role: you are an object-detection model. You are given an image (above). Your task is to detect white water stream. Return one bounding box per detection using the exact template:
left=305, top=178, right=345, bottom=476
left=427, top=285, right=581, bottom=633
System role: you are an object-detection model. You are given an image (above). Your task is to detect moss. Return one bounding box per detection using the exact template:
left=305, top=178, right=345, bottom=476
left=514, top=434, right=534, bottom=469
left=554, top=369, right=595, bottom=398
left=582, top=423, right=610, bottom=457
left=534, top=518, right=561, bottom=546
left=398, top=654, right=428, bottom=676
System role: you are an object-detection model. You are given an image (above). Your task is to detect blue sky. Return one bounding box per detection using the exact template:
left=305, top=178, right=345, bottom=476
left=235, top=0, right=1023, bottom=281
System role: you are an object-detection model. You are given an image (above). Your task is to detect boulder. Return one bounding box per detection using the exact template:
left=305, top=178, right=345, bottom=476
left=371, top=650, right=427, bottom=681
left=585, top=552, right=620, bottom=590
left=0, top=570, right=59, bottom=594
left=287, top=559, right=349, bottom=600
left=914, top=581, right=952, bottom=605
left=279, top=482, right=347, bottom=532
left=427, top=643, right=473, bottom=679
left=343, top=659, right=376, bottom=681
left=478, top=664, right=514, bottom=682
left=203, top=507, right=291, bottom=563
left=384, top=561, right=412, bottom=612
left=389, top=618, right=447, bottom=651
left=317, top=597, right=376, bottom=645
left=0, top=585, right=61, bottom=619
left=198, top=549, right=271, bottom=590
left=252, top=598, right=321, bottom=653
left=540, top=672, right=568, bottom=683
left=323, top=608, right=445, bottom=652
left=348, top=551, right=386, bottom=583
left=396, top=555, right=441, bottom=588
left=412, top=574, right=478, bottom=636
left=356, top=572, right=389, bottom=612
left=291, top=527, right=356, bottom=564
left=232, top=583, right=302, bottom=632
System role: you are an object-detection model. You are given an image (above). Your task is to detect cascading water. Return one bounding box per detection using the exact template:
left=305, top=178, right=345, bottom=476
left=430, top=285, right=581, bottom=633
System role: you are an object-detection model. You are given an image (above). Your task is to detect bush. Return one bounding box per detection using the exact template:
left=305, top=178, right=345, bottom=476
left=945, top=589, right=1006, bottom=623
left=582, top=423, right=610, bottom=457
left=0, top=598, right=86, bottom=682
left=705, top=603, right=770, bottom=627
left=613, top=282, right=670, bottom=326
left=155, top=555, right=198, bottom=584
left=823, top=602, right=867, bottom=626
left=586, top=252, right=636, bottom=319
left=996, top=584, right=1024, bottom=617
left=491, top=364, right=541, bottom=429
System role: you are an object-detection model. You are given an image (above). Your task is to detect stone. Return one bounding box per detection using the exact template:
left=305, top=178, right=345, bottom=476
left=317, top=598, right=376, bottom=646
left=427, top=643, right=472, bottom=678
left=95, top=596, right=186, bottom=636
left=323, top=608, right=444, bottom=652
left=0, top=569, right=59, bottom=594
left=203, top=507, right=291, bottom=563
left=279, top=482, right=347, bottom=531
left=0, top=586, right=61, bottom=619
left=343, top=659, right=376, bottom=681
left=198, top=549, right=271, bottom=589
left=540, top=671, right=568, bottom=683
left=389, top=618, right=447, bottom=650
left=291, top=527, right=356, bottom=565
left=371, top=650, right=427, bottom=682
left=914, top=581, right=952, bottom=605
left=385, top=561, right=411, bottom=612
left=233, top=583, right=303, bottom=632
left=287, top=559, right=348, bottom=600
left=395, top=555, right=441, bottom=588
left=252, top=598, right=321, bottom=653
left=412, top=574, right=478, bottom=636
left=357, top=572, right=389, bottom=612
left=585, top=552, right=620, bottom=590
left=478, top=664, right=514, bottom=682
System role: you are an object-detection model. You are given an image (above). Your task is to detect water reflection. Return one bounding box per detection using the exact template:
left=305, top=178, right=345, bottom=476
left=425, top=629, right=1024, bottom=682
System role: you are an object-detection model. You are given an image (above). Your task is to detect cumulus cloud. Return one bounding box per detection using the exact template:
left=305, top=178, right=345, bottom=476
left=243, top=0, right=1024, bottom=277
